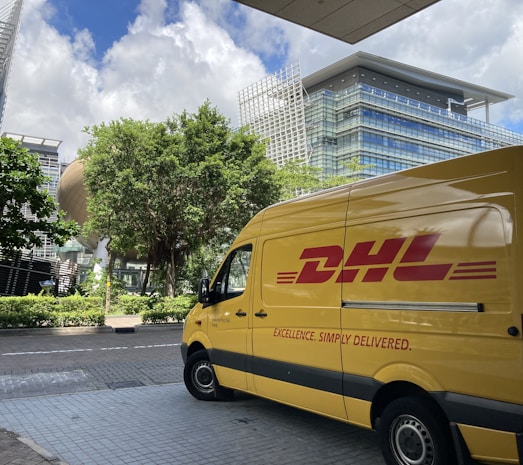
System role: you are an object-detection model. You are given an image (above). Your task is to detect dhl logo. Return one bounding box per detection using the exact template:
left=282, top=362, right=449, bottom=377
left=277, top=233, right=496, bottom=284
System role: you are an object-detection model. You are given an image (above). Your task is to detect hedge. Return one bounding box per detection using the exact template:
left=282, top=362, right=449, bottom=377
left=141, top=295, right=198, bottom=324
left=112, top=295, right=153, bottom=315
left=0, top=294, right=198, bottom=329
left=0, top=296, right=105, bottom=328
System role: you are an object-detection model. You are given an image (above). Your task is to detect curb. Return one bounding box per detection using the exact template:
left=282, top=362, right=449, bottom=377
left=135, top=323, right=183, bottom=332
left=0, top=323, right=183, bottom=337
left=17, top=435, right=69, bottom=464
left=0, top=326, right=113, bottom=337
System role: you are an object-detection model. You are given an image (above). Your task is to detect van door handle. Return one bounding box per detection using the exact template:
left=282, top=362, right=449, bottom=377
left=255, top=310, right=268, bottom=318
left=235, top=310, right=247, bottom=317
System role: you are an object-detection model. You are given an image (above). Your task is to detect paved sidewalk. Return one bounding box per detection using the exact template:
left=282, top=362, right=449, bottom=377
left=0, top=318, right=171, bottom=465
left=0, top=383, right=383, bottom=465
left=105, top=314, right=142, bottom=328
left=0, top=319, right=384, bottom=464
left=106, top=315, right=183, bottom=334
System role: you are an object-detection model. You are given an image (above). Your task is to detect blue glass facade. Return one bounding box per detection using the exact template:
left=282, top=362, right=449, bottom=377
left=304, top=82, right=523, bottom=178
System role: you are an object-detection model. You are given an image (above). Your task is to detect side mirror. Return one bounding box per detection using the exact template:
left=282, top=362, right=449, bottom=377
left=198, top=278, right=210, bottom=304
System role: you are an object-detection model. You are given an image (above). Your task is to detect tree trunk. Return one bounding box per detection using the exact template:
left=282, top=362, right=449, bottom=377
left=165, top=249, right=177, bottom=297
left=141, top=260, right=151, bottom=296
left=105, top=250, right=115, bottom=313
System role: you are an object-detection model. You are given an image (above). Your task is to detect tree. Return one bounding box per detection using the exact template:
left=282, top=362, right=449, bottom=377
left=0, top=136, right=79, bottom=253
left=80, top=101, right=281, bottom=297
left=180, top=155, right=373, bottom=291
left=274, top=159, right=324, bottom=200
left=79, top=118, right=170, bottom=307
left=276, top=156, right=372, bottom=201
left=321, top=156, right=374, bottom=189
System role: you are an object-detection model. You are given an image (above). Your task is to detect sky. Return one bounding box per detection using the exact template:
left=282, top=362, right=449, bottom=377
left=2, top=0, right=523, bottom=162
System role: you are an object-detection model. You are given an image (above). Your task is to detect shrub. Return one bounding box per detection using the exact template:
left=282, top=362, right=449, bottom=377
left=0, top=293, right=197, bottom=328
left=53, top=310, right=105, bottom=327
left=164, top=294, right=197, bottom=321
left=0, top=295, right=105, bottom=328
left=141, top=308, right=170, bottom=324
left=113, top=295, right=151, bottom=315
left=141, top=294, right=197, bottom=324
left=57, top=295, right=103, bottom=312
left=0, top=297, right=53, bottom=328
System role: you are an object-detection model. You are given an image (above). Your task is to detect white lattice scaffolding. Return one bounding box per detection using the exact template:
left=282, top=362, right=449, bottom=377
left=238, top=62, right=309, bottom=167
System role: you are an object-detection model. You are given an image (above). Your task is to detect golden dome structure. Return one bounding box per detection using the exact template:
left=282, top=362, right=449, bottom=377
left=56, top=159, right=98, bottom=251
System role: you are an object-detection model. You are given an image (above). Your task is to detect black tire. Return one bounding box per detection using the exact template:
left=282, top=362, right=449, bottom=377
left=378, top=397, right=455, bottom=465
left=183, top=350, right=233, bottom=401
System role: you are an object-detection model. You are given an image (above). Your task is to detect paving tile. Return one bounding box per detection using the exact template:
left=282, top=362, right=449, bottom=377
left=0, top=383, right=384, bottom=465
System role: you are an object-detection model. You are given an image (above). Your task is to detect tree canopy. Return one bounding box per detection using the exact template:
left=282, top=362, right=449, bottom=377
left=79, top=101, right=281, bottom=296
left=276, top=156, right=371, bottom=200
left=0, top=136, right=79, bottom=254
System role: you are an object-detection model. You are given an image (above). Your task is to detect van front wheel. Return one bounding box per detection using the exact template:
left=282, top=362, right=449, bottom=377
left=183, top=350, right=233, bottom=401
left=379, top=397, right=454, bottom=465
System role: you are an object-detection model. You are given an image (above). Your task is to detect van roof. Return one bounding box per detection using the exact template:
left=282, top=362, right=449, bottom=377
left=233, top=145, right=522, bottom=244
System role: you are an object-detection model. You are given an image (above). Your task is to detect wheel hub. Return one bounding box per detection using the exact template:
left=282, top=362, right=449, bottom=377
left=391, top=415, right=434, bottom=465
left=193, top=362, right=214, bottom=393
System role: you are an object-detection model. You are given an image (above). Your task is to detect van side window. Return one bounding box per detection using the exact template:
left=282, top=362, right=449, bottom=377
left=213, top=245, right=252, bottom=302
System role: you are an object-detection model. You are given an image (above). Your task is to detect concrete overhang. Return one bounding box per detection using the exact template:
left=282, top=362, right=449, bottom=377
left=303, top=51, right=514, bottom=111
left=233, top=0, right=441, bottom=44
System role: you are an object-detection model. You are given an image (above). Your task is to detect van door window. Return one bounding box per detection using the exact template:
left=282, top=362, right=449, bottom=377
left=213, top=245, right=252, bottom=302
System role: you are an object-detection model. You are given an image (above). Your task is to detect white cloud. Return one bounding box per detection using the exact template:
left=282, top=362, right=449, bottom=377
left=2, top=0, right=522, bottom=163
left=3, top=0, right=100, bottom=160
left=269, top=0, right=523, bottom=129
left=360, top=0, right=523, bottom=127
left=3, top=0, right=266, bottom=162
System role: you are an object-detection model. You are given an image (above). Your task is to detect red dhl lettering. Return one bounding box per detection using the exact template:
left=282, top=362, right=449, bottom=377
left=276, top=234, right=497, bottom=284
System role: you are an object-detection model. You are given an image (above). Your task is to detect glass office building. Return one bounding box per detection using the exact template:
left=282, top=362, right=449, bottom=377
left=240, top=51, right=523, bottom=178
left=4, top=133, right=62, bottom=258
left=0, top=0, right=23, bottom=129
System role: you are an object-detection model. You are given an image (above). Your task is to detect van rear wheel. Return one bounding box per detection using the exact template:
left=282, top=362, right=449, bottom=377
left=183, top=350, right=233, bottom=401
left=378, top=397, right=455, bottom=465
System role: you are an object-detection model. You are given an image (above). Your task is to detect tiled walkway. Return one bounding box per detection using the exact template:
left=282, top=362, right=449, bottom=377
left=0, top=383, right=383, bottom=465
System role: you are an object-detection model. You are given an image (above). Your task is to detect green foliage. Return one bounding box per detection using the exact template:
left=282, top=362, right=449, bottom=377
left=140, top=308, right=171, bottom=324
left=79, top=119, right=168, bottom=256
left=276, top=156, right=372, bottom=201
left=0, top=296, right=54, bottom=328
left=113, top=295, right=152, bottom=315
left=0, top=136, right=79, bottom=253
left=0, top=296, right=105, bottom=328
left=76, top=268, right=126, bottom=301
left=57, top=295, right=103, bottom=312
left=0, top=294, right=196, bottom=329
left=79, top=101, right=281, bottom=296
left=321, top=157, right=374, bottom=189
left=275, top=159, right=324, bottom=200
left=141, top=294, right=197, bottom=324
left=178, top=239, right=230, bottom=293
left=54, top=310, right=105, bottom=327
left=163, top=294, right=198, bottom=318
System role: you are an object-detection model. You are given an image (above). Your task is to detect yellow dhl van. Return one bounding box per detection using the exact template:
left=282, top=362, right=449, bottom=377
left=181, top=145, right=523, bottom=465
